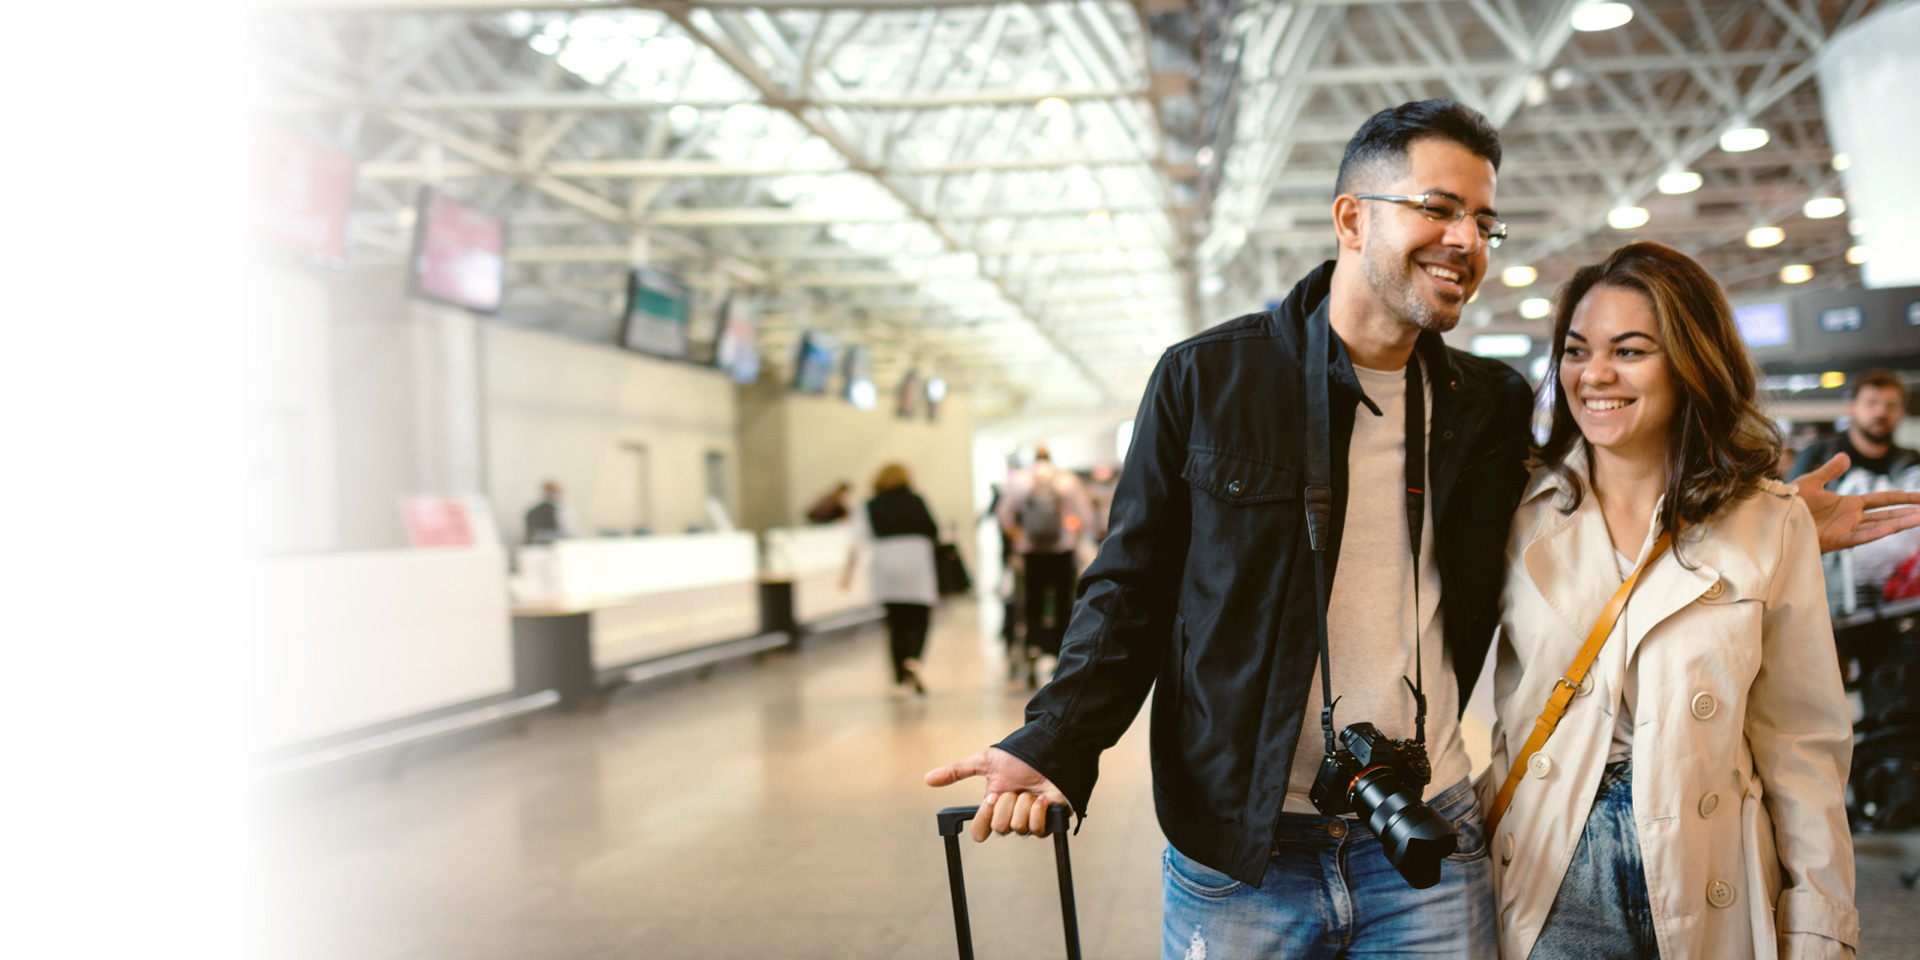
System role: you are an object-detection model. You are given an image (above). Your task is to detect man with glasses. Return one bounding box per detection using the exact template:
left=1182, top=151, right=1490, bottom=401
left=926, top=99, right=1913, bottom=958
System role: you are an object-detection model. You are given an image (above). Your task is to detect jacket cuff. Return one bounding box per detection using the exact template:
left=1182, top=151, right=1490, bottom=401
left=995, top=720, right=1099, bottom=819
left=1777, top=888, right=1860, bottom=950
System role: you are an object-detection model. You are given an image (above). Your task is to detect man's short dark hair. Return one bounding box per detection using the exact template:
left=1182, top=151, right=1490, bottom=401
left=1334, top=99, right=1503, bottom=197
left=1853, top=369, right=1907, bottom=403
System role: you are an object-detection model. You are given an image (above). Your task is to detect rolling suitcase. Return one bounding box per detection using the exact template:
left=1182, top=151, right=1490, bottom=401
left=935, top=804, right=1081, bottom=960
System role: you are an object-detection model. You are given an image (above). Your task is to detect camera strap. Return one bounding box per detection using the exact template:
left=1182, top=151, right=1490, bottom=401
left=1303, top=307, right=1427, bottom=757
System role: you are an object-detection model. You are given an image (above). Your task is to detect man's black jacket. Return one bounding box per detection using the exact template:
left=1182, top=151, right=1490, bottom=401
left=995, top=262, right=1534, bottom=886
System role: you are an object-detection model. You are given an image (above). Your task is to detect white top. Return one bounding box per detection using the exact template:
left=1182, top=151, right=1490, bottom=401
left=847, top=504, right=938, bottom=606
left=1607, top=549, right=1639, bottom=764
left=1284, top=362, right=1468, bottom=812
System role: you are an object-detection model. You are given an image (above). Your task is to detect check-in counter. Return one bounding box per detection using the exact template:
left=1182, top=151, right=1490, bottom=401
left=256, top=547, right=514, bottom=752
left=762, top=522, right=873, bottom=627
left=511, top=532, right=764, bottom=706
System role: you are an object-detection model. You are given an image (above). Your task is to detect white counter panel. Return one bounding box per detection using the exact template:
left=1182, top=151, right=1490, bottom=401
left=538, top=532, right=758, bottom=609
left=256, top=547, right=512, bottom=750
left=764, top=523, right=873, bottom=624
left=588, top=581, right=762, bottom=669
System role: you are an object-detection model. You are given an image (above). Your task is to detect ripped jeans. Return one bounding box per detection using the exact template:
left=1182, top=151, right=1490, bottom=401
left=1160, top=778, right=1495, bottom=959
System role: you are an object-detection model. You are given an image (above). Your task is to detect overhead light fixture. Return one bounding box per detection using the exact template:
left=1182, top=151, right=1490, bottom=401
left=1832, top=153, right=1851, bottom=172
left=1780, top=264, right=1814, bottom=284
left=1821, top=371, right=1847, bottom=389
left=1087, top=208, right=1111, bottom=223
left=1520, top=298, right=1553, bottom=319
left=1607, top=205, right=1650, bottom=229
left=1571, top=2, right=1634, bottom=31
left=1720, top=126, right=1770, bottom=153
left=1196, top=146, right=1214, bottom=167
left=1036, top=97, right=1070, bottom=117
left=1471, top=334, right=1535, bottom=358
left=1847, top=245, right=1868, bottom=264
left=1746, top=226, right=1785, bottom=248
left=1803, top=197, right=1846, bottom=219
left=1656, top=170, right=1703, bottom=195
left=1501, top=265, right=1538, bottom=287
left=1848, top=218, right=1867, bottom=236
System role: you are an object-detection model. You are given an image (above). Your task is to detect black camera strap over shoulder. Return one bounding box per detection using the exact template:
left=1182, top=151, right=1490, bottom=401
left=1303, top=310, right=1428, bottom=757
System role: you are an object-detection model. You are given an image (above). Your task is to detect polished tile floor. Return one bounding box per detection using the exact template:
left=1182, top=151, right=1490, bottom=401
left=259, top=600, right=1920, bottom=959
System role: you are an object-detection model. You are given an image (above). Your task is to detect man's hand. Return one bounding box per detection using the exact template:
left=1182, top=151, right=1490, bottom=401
left=1791, top=453, right=1920, bottom=552
left=925, top=747, right=1068, bottom=843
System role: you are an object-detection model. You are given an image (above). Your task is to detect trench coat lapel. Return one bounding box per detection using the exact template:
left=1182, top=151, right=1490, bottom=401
left=1521, top=450, right=1719, bottom=659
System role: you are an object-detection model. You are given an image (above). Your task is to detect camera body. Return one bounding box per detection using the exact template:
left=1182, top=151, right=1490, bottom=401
left=1308, top=722, right=1457, bottom=889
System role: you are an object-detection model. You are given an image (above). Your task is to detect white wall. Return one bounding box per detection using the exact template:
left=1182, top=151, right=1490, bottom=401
left=481, top=322, right=739, bottom=542
left=250, top=263, right=339, bottom=555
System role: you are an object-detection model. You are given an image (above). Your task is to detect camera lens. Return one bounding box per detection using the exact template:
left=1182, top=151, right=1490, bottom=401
left=1349, top=767, right=1458, bottom=889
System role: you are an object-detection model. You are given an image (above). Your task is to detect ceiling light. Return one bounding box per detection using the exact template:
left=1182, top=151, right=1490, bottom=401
left=1656, top=170, right=1703, bottom=195
left=1832, top=153, right=1851, bottom=172
left=1196, top=146, right=1214, bottom=167
left=1471, top=334, right=1534, bottom=358
left=1607, top=205, right=1650, bottom=229
left=1520, top=298, right=1553, bottom=319
left=1036, top=97, right=1070, bottom=117
left=1780, top=264, right=1814, bottom=284
left=1847, top=245, right=1868, bottom=264
left=1746, top=226, right=1785, bottom=248
left=1720, top=126, right=1770, bottom=153
left=1821, top=371, right=1847, bottom=389
left=1087, top=209, right=1111, bottom=223
left=1571, top=2, right=1634, bottom=31
left=1848, top=218, right=1866, bottom=236
left=1502, top=265, right=1538, bottom=287
left=1803, top=197, right=1846, bottom=219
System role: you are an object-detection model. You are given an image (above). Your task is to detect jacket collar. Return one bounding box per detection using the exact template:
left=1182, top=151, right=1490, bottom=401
left=1520, top=443, right=1720, bottom=660
left=1279, top=260, right=1461, bottom=418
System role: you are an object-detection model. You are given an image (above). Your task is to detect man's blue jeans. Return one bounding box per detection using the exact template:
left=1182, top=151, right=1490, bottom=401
left=1160, top=778, right=1495, bottom=959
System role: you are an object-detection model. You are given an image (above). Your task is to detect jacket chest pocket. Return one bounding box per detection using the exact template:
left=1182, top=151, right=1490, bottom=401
left=1181, top=448, right=1301, bottom=566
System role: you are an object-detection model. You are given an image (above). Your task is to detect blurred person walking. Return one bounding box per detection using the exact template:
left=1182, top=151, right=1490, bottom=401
left=523, top=480, right=575, bottom=544
left=997, top=446, right=1096, bottom=686
left=806, top=481, right=853, bottom=524
left=843, top=464, right=940, bottom=695
left=1789, top=371, right=1920, bottom=608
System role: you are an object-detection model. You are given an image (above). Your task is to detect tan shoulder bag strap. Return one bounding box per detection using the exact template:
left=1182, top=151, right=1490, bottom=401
left=1485, top=531, right=1671, bottom=837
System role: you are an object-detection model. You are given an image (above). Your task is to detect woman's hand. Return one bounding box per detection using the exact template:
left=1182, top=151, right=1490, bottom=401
left=1792, top=453, right=1920, bottom=552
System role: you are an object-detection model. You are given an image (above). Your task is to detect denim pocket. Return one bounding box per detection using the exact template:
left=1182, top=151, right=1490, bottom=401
left=1446, top=805, right=1489, bottom=862
left=1163, top=846, right=1248, bottom=898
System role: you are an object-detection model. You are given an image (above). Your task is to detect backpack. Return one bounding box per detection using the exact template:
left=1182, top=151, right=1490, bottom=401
left=1018, top=479, right=1067, bottom=552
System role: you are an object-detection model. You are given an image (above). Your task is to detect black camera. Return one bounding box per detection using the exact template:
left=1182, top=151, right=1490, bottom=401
left=1308, top=722, right=1458, bottom=889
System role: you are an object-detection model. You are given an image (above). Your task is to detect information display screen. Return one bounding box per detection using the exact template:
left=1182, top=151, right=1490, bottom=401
left=411, top=190, right=506, bottom=313
left=793, top=332, right=836, bottom=394
left=621, top=267, right=691, bottom=359
left=1733, top=302, right=1790, bottom=348
left=712, top=294, right=761, bottom=385
left=1819, top=305, right=1865, bottom=334
left=254, top=125, right=356, bottom=269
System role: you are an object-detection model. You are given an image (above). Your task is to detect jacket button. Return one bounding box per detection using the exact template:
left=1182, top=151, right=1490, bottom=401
left=1707, top=878, right=1737, bottom=908
left=1443, top=430, right=1455, bottom=440
left=1691, top=692, right=1718, bottom=720
left=1450, top=380, right=1460, bottom=391
left=1703, top=580, right=1725, bottom=600
left=1575, top=674, right=1594, bottom=697
left=1698, top=792, right=1720, bottom=818
left=1500, top=833, right=1514, bottom=864
left=1227, top=480, right=1244, bottom=497
left=1529, top=753, right=1552, bottom=779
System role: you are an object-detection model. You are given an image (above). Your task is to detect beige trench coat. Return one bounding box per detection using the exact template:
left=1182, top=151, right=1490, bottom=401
left=1479, top=451, right=1859, bottom=959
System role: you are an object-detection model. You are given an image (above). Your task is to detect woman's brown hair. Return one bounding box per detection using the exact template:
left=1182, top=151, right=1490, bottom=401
left=1538, top=241, right=1782, bottom=543
left=873, top=463, right=911, bottom=492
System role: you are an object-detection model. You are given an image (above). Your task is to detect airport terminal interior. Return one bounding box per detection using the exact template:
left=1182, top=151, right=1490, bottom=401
left=59, top=0, right=1920, bottom=956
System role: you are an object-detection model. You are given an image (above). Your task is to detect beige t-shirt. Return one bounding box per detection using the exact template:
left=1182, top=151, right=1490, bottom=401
left=1283, top=362, right=1470, bottom=813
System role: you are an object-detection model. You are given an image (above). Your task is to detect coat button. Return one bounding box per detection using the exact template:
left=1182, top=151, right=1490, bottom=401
left=1529, top=753, right=1553, bottom=779
left=1703, top=580, right=1725, bottom=600
left=1691, top=692, right=1718, bottom=720
left=1227, top=480, right=1244, bottom=497
left=1698, top=792, right=1720, bottom=818
left=1443, top=430, right=1455, bottom=440
left=1707, top=878, right=1737, bottom=908
left=1500, top=833, right=1514, bottom=864
left=1576, top=673, right=1594, bottom=697
left=1450, top=380, right=1460, bottom=391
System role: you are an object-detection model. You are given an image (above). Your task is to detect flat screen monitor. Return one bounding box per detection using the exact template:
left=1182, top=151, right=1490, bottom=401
left=411, top=189, right=506, bottom=313
left=254, top=125, right=356, bottom=270
left=620, top=267, right=691, bottom=359
left=896, top=370, right=921, bottom=419
left=1733, top=302, right=1789, bottom=348
left=712, top=294, right=761, bottom=385
left=843, top=345, right=876, bottom=410
left=793, top=332, right=836, bottom=394
left=1818, top=305, right=1865, bottom=334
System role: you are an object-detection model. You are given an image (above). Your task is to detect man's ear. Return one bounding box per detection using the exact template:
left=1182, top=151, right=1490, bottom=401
left=1332, top=194, right=1366, bottom=254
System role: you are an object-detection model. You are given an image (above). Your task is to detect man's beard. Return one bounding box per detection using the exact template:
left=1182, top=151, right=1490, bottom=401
left=1858, top=423, right=1896, bottom=445
left=1361, top=234, right=1464, bottom=334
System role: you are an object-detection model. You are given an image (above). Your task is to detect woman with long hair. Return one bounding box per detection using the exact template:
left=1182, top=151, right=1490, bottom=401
left=843, top=463, right=941, bottom=695
left=1483, top=242, right=1858, bottom=959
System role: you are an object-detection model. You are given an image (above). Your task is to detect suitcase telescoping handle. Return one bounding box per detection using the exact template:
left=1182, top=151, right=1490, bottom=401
left=935, top=804, right=1080, bottom=960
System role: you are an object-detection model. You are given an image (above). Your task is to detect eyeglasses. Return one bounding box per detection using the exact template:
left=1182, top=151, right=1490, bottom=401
left=1353, top=193, right=1508, bottom=249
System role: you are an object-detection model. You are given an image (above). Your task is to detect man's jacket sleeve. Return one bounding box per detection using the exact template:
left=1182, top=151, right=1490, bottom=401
left=995, top=352, right=1192, bottom=817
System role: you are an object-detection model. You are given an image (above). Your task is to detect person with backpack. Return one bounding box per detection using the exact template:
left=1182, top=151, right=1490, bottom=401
left=996, top=446, right=1096, bottom=685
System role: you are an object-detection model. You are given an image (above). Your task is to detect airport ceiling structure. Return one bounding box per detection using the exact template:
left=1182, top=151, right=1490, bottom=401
left=268, top=0, right=1885, bottom=427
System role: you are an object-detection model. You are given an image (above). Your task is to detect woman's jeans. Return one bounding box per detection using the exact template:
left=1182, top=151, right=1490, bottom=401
left=1528, top=760, right=1660, bottom=959
left=1161, top=777, right=1495, bottom=959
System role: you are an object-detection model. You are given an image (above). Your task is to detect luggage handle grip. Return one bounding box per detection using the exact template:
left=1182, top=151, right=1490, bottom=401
left=935, top=804, right=1079, bottom=960
left=936, top=803, right=1071, bottom=837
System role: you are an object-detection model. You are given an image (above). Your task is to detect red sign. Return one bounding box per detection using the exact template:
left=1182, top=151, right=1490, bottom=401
left=400, top=497, right=476, bottom=549
left=414, top=192, right=506, bottom=313
left=254, top=125, right=356, bottom=269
